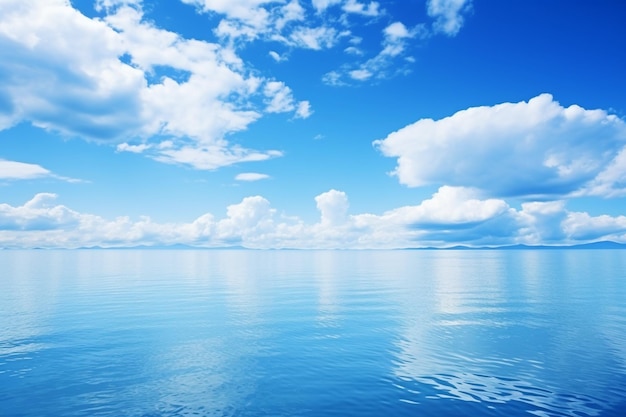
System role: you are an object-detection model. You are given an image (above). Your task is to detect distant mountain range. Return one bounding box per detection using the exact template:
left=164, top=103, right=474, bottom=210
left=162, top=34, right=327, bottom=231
left=9, top=241, right=626, bottom=250
left=409, top=241, right=626, bottom=250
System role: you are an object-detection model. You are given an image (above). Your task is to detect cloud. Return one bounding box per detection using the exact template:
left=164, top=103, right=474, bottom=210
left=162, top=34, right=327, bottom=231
left=180, top=0, right=273, bottom=34
left=315, top=189, right=349, bottom=226
left=318, top=0, right=472, bottom=87
left=295, top=101, right=313, bottom=119
left=235, top=172, right=270, bottom=181
left=268, top=50, right=286, bottom=62
left=562, top=211, right=626, bottom=241
left=288, top=26, right=344, bottom=50
left=312, top=0, right=342, bottom=13
left=0, top=160, right=51, bottom=180
left=324, top=21, right=424, bottom=85
left=264, top=81, right=297, bottom=113
left=427, top=0, right=472, bottom=36
left=342, top=0, right=380, bottom=17
left=1, top=0, right=473, bottom=169
left=0, top=0, right=145, bottom=138
left=0, top=0, right=310, bottom=171
left=384, top=21, right=411, bottom=39
left=344, top=46, right=363, bottom=55
left=2, top=189, right=625, bottom=249
left=580, top=147, right=626, bottom=197
left=393, top=186, right=508, bottom=226
left=517, top=201, right=568, bottom=243
left=0, top=193, right=81, bottom=231
left=349, top=69, right=372, bottom=81
left=116, top=143, right=151, bottom=153
left=153, top=144, right=283, bottom=170
left=263, top=81, right=312, bottom=119
left=374, top=94, right=626, bottom=199
left=0, top=159, right=82, bottom=183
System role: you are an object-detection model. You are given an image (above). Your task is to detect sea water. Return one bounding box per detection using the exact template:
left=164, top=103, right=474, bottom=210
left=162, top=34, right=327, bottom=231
left=1, top=249, right=625, bottom=416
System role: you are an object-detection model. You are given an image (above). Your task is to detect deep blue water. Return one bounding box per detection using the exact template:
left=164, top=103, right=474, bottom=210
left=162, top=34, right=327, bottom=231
left=1, top=250, right=626, bottom=417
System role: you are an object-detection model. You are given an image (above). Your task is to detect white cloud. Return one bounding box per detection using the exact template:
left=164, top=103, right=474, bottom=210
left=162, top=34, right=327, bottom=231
left=391, top=186, right=508, bottom=226
left=95, top=0, right=141, bottom=10
left=0, top=160, right=51, bottom=180
left=324, top=21, right=422, bottom=85
left=0, top=193, right=81, bottom=232
left=384, top=21, right=411, bottom=39
left=579, top=147, right=626, bottom=197
left=427, top=0, right=472, bottom=36
left=0, top=159, right=82, bottom=183
left=235, top=172, right=270, bottom=181
left=342, top=0, right=380, bottom=17
left=268, top=50, right=286, bottom=62
left=312, top=0, right=342, bottom=13
left=288, top=26, right=343, bottom=50
left=315, top=189, right=349, bottom=226
left=344, top=46, right=363, bottom=55
left=322, top=70, right=345, bottom=86
left=0, top=1, right=315, bottom=171
left=317, top=0, right=473, bottom=87
left=295, top=101, right=313, bottom=119
left=0, top=0, right=145, bottom=138
left=349, top=69, right=372, bottom=80
left=116, top=143, right=151, bottom=153
left=2, top=189, right=625, bottom=249
left=264, top=81, right=297, bottom=113
left=517, top=201, right=568, bottom=243
left=180, top=0, right=273, bottom=33
left=262, top=81, right=311, bottom=119
left=275, top=0, right=306, bottom=30
left=154, top=145, right=283, bottom=170
left=563, top=212, right=626, bottom=241
left=374, top=94, right=626, bottom=199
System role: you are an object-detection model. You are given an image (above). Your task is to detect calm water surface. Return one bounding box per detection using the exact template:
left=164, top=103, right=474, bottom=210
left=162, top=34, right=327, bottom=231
left=1, top=250, right=625, bottom=416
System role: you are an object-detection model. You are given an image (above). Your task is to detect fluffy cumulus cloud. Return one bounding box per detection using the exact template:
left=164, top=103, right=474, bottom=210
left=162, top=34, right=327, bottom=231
left=0, top=0, right=144, bottom=137
left=0, top=0, right=307, bottom=170
left=375, top=94, right=626, bottom=199
left=315, top=189, right=349, bottom=226
left=3, top=189, right=625, bottom=249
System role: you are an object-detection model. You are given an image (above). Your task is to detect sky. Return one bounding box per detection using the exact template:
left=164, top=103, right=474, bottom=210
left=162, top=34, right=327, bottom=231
left=1, top=0, right=626, bottom=249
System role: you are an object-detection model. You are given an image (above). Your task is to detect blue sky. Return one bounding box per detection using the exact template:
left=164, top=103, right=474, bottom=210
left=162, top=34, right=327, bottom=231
left=1, top=0, right=626, bottom=249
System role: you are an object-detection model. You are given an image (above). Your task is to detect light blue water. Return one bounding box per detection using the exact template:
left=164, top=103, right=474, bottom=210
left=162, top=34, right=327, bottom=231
left=1, top=250, right=625, bottom=417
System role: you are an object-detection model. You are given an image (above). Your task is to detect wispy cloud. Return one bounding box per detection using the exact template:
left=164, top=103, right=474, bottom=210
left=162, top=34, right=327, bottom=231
left=321, top=0, right=471, bottom=86
left=235, top=172, right=270, bottom=181
left=0, top=159, right=83, bottom=183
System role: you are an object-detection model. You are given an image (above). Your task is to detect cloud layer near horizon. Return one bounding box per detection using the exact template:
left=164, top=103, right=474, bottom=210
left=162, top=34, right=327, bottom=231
left=2, top=189, right=625, bottom=249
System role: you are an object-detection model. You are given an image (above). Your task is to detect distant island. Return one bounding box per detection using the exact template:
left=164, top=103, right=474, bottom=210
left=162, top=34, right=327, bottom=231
left=407, top=241, right=626, bottom=250
left=22, top=240, right=623, bottom=250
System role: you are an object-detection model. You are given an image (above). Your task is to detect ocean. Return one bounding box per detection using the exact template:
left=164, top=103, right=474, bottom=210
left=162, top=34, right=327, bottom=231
left=1, top=249, right=625, bottom=416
